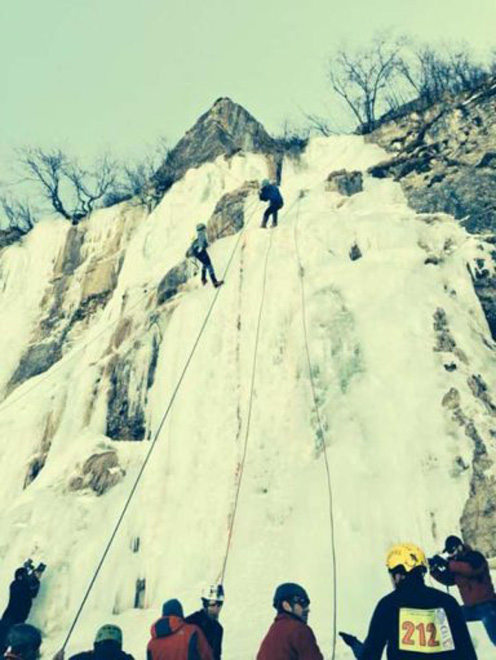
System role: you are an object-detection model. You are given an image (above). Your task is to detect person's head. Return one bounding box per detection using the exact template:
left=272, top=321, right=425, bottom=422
left=196, top=223, right=207, bottom=234
left=161, top=599, right=184, bottom=619
left=14, top=567, right=28, bottom=581
left=443, top=535, right=464, bottom=558
left=201, top=584, right=224, bottom=621
left=7, top=624, right=42, bottom=660
left=386, top=543, right=428, bottom=588
left=94, top=624, right=123, bottom=653
left=261, top=179, right=270, bottom=188
left=273, top=583, right=310, bottom=623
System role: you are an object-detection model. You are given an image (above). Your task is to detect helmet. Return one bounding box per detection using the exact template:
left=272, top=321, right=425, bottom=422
left=443, top=535, right=463, bottom=554
left=201, top=583, right=225, bottom=603
left=7, top=624, right=42, bottom=651
left=94, top=624, right=123, bottom=645
left=196, top=223, right=207, bottom=232
left=386, top=543, right=428, bottom=573
left=273, top=583, right=309, bottom=608
left=261, top=179, right=270, bottom=187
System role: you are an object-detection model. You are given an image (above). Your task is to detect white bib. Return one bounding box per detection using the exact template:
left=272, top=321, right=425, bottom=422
left=399, top=607, right=455, bottom=653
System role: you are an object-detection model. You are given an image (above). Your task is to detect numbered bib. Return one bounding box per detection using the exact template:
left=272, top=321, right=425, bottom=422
left=399, top=607, right=455, bottom=653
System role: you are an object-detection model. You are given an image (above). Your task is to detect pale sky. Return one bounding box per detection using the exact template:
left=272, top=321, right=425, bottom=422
left=1, top=0, right=495, bottom=185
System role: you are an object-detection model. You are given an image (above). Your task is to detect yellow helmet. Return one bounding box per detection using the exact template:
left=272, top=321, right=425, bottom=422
left=386, top=543, right=428, bottom=573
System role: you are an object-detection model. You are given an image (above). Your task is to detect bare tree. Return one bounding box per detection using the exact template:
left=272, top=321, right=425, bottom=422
left=103, top=137, right=169, bottom=211
left=0, top=195, right=36, bottom=232
left=398, top=44, right=488, bottom=104
left=18, top=147, right=120, bottom=224
left=303, top=113, right=336, bottom=137
left=328, top=35, right=404, bottom=132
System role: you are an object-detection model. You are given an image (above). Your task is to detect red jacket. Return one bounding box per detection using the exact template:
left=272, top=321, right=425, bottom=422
left=431, top=548, right=495, bottom=606
left=257, top=612, right=324, bottom=660
left=147, top=616, right=213, bottom=660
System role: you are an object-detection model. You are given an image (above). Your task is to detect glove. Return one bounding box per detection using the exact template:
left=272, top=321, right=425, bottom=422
left=339, top=631, right=359, bottom=647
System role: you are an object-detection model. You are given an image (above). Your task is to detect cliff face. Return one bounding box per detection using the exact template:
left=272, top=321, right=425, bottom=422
left=2, top=101, right=496, bottom=656
left=153, top=97, right=280, bottom=194
left=367, top=76, right=496, bottom=340
left=368, top=76, right=496, bottom=234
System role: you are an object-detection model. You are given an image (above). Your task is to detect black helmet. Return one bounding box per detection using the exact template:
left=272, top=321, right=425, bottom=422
left=7, top=624, right=42, bottom=652
left=273, top=583, right=309, bottom=609
left=443, top=535, right=463, bottom=554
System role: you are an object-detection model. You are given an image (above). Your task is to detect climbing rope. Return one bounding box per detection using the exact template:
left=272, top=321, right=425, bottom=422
left=61, top=196, right=260, bottom=650
left=218, top=229, right=275, bottom=583
left=292, top=193, right=338, bottom=660
left=217, top=194, right=303, bottom=583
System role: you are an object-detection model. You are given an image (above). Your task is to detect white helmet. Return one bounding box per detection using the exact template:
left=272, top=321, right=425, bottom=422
left=201, top=583, right=225, bottom=603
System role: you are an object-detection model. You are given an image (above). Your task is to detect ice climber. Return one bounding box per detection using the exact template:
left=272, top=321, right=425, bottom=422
left=0, top=564, right=43, bottom=653
left=66, top=625, right=135, bottom=660
left=429, top=534, right=496, bottom=645
left=256, top=583, right=324, bottom=660
left=259, top=179, right=284, bottom=228
left=186, top=224, right=223, bottom=288
left=147, top=599, right=213, bottom=660
left=185, top=584, right=224, bottom=660
left=3, top=624, right=42, bottom=660
left=339, top=542, right=477, bottom=659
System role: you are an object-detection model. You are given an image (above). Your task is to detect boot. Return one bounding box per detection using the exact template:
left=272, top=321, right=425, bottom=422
left=213, top=280, right=224, bottom=288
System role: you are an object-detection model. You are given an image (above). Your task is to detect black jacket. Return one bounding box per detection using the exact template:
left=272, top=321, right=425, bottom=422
left=359, top=576, right=477, bottom=659
left=259, top=184, right=283, bottom=208
left=2, top=576, right=39, bottom=624
left=70, top=646, right=135, bottom=660
left=185, top=610, right=223, bottom=660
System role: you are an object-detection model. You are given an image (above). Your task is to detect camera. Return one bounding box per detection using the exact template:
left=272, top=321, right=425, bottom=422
left=428, top=554, right=448, bottom=571
left=23, top=559, right=46, bottom=574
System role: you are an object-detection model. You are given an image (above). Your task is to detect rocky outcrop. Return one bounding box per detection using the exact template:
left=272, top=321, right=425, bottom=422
left=326, top=170, right=363, bottom=196
left=440, top=384, right=496, bottom=555
left=470, top=256, right=496, bottom=340
left=157, top=261, right=190, bottom=305
left=24, top=409, right=63, bottom=488
left=367, top=76, right=496, bottom=234
left=106, top=355, right=147, bottom=441
left=349, top=243, right=362, bottom=261
left=208, top=182, right=258, bottom=239
left=437, top=315, right=496, bottom=555
left=0, top=227, right=25, bottom=250
left=7, top=224, right=123, bottom=394
left=153, top=97, right=280, bottom=194
left=68, top=450, right=125, bottom=495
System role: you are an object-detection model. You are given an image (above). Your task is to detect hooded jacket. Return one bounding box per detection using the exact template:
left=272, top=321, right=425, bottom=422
left=430, top=546, right=495, bottom=606
left=147, top=616, right=213, bottom=660
left=256, top=611, right=323, bottom=660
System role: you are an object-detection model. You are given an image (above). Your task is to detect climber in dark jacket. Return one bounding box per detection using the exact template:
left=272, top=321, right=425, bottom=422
left=0, top=567, right=42, bottom=653
left=259, top=179, right=284, bottom=228
left=429, top=534, right=496, bottom=645
left=186, top=224, right=223, bottom=288
left=340, top=543, right=477, bottom=659
left=185, top=584, right=224, bottom=660
left=68, top=625, right=135, bottom=660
